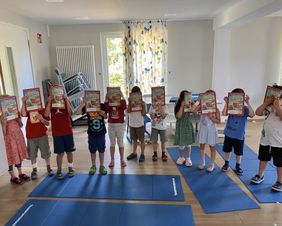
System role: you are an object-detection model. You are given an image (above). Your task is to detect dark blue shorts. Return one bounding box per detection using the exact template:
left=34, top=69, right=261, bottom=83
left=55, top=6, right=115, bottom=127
left=223, top=136, right=244, bottom=156
left=53, top=134, right=76, bottom=154
left=88, top=134, right=106, bottom=153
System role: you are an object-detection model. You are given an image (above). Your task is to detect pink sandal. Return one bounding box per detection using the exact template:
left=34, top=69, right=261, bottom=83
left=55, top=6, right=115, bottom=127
left=108, top=161, right=115, bottom=168
left=121, top=160, right=127, bottom=168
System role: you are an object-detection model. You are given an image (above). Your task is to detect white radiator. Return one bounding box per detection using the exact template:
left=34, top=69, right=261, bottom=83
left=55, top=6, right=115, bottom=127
left=56, top=45, right=96, bottom=88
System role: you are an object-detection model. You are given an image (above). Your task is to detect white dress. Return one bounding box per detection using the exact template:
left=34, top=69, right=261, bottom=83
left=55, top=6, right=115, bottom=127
left=197, top=115, right=218, bottom=146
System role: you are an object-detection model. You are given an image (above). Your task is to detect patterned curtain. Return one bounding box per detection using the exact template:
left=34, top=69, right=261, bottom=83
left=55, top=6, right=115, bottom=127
left=123, top=20, right=168, bottom=94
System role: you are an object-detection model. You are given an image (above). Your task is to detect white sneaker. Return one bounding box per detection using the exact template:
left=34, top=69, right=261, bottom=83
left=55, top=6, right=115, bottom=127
left=185, top=158, right=192, bottom=167
left=198, top=161, right=205, bottom=170
left=206, top=163, right=215, bottom=172
left=176, top=157, right=185, bottom=165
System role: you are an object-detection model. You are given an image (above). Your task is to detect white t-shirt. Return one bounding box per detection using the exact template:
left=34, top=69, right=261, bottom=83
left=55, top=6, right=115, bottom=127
left=260, top=105, right=282, bottom=148
left=149, top=105, right=167, bottom=130
left=129, top=111, right=144, bottom=128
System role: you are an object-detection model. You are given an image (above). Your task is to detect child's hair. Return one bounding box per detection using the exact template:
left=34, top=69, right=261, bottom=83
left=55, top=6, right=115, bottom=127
left=273, top=85, right=282, bottom=99
left=232, top=88, right=245, bottom=94
left=131, top=86, right=141, bottom=93
left=205, top=89, right=215, bottom=93
left=174, top=90, right=189, bottom=116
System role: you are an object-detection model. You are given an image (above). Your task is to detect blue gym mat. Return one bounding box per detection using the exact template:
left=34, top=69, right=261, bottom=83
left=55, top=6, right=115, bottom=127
left=167, top=146, right=260, bottom=213
left=216, top=143, right=282, bottom=203
left=5, top=199, right=195, bottom=226
left=29, top=173, right=184, bottom=201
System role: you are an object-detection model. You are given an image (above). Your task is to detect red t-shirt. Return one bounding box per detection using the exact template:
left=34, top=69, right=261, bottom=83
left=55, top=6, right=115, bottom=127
left=105, top=99, right=127, bottom=123
left=50, top=106, right=73, bottom=137
left=26, top=109, right=49, bottom=139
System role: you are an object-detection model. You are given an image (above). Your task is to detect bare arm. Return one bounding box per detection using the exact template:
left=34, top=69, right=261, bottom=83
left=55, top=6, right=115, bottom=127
left=222, top=97, right=228, bottom=116
left=37, top=113, right=49, bottom=126
left=64, top=97, right=73, bottom=116
left=0, top=116, right=7, bottom=136
left=176, top=101, right=185, bottom=119
left=141, top=101, right=146, bottom=116
left=208, top=109, right=221, bottom=124
left=44, top=96, right=52, bottom=118
left=245, top=95, right=255, bottom=118
left=273, top=98, right=282, bottom=120
left=76, top=98, right=86, bottom=115
left=255, top=97, right=273, bottom=116
left=20, top=97, right=28, bottom=117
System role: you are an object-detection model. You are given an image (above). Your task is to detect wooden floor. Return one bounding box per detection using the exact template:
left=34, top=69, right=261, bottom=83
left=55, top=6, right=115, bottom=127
left=0, top=120, right=282, bottom=226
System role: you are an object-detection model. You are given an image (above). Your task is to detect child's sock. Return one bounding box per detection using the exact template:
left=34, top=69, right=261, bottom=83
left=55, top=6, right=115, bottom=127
left=225, top=160, right=229, bottom=165
left=68, top=163, right=74, bottom=168
left=236, top=163, right=240, bottom=168
left=32, top=167, right=37, bottom=172
left=57, top=167, right=62, bottom=172
left=162, top=151, right=166, bottom=156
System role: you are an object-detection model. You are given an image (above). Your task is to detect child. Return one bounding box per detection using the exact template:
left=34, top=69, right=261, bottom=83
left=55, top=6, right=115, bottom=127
left=174, top=90, right=195, bottom=166
left=105, top=90, right=127, bottom=168
left=45, top=94, right=75, bottom=180
left=221, top=88, right=255, bottom=175
left=76, top=98, right=108, bottom=175
left=21, top=96, right=54, bottom=180
left=251, top=86, right=282, bottom=192
left=150, top=104, right=168, bottom=161
left=0, top=95, right=30, bottom=184
left=127, top=86, right=146, bottom=162
left=196, top=90, right=221, bottom=172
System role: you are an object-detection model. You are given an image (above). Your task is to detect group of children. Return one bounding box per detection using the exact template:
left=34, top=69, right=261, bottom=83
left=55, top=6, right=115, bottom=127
left=1, top=85, right=282, bottom=192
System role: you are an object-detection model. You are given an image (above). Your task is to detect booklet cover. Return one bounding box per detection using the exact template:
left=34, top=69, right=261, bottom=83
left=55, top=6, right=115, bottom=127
left=227, top=92, right=245, bottom=116
left=85, top=90, right=100, bottom=113
left=129, top=92, right=142, bottom=112
left=23, top=88, right=42, bottom=112
left=51, top=86, right=65, bottom=109
left=265, top=85, right=282, bottom=100
left=151, top=86, right=165, bottom=108
left=184, top=92, right=192, bottom=112
left=200, top=91, right=217, bottom=114
left=107, top=87, right=121, bottom=107
left=0, top=96, right=19, bottom=121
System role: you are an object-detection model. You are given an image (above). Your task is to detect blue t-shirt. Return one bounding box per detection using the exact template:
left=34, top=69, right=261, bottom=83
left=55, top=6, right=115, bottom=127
left=224, top=106, right=249, bottom=140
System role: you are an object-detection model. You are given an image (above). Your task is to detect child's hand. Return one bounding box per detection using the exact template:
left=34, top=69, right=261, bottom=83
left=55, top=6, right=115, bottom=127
left=0, top=115, right=7, bottom=124
left=264, top=96, right=273, bottom=105
left=273, top=98, right=281, bottom=110
left=22, top=96, right=28, bottom=103
left=181, top=100, right=185, bottom=107
left=48, top=95, right=53, bottom=102
left=245, top=95, right=250, bottom=104
left=37, top=113, right=43, bottom=121
left=63, top=94, right=68, bottom=100
left=224, top=97, right=228, bottom=103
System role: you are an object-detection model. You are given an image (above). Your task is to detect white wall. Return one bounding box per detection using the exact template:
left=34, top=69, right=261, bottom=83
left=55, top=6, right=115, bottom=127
left=213, top=17, right=282, bottom=110
left=49, top=20, right=214, bottom=97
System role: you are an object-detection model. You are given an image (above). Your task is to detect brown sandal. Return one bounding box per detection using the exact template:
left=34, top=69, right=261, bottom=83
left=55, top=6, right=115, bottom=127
left=19, top=174, right=31, bottom=181
left=10, top=177, right=23, bottom=185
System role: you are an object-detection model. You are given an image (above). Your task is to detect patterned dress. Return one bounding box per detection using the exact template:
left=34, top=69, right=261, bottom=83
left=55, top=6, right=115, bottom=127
left=4, top=120, right=28, bottom=166
left=174, top=113, right=195, bottom=146
left=197, top=115, right=218, bottom=146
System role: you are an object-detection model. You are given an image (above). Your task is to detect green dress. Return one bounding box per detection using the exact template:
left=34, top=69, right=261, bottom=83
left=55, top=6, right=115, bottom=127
left=174, top=113, right=195, bottom=146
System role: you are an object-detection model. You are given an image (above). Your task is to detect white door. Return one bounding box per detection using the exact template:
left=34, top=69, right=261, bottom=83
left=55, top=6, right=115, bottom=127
left=0, top=22, right=34, bottom=176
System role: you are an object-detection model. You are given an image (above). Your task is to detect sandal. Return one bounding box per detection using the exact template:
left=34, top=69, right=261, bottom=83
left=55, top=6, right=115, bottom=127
left=121, top=160, right=127, bottom=168
left=162, top=153, right=168, bottom=162
left=10, top=177, right=23, bottom=185
left=108, top=161, right=115, bottom=168
left=19, top=174, right=31, bottom=181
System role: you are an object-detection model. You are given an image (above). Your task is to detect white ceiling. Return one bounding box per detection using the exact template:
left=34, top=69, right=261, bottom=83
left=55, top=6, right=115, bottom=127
left=0, top=0, right=241, bottom=24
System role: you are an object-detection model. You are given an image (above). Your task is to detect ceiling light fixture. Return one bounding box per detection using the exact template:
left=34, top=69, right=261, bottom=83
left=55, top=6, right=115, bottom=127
left=46, top=0, right=64, bottom=3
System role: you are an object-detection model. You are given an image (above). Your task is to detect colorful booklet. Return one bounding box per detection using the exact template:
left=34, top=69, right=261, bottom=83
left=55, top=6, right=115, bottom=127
left=265, top=85, right=282, bottom=99
left=151, top=86, right=165, bottom=108
left=184, top=92, right=192, bottom=112
left=85, top=90, right=100, bottom=113
left=23, top=88, right=43, bottom=112
left=227, top=92, right=245, bottom=116
left=0, top=96, right=19, bottom=121
left=200, top=91, right=217, bottom=114
left=107, top=87, right=121, bottom=107
left=129, top=92, right=142, bottom=112
left=51, top=86, right=65, bottom=109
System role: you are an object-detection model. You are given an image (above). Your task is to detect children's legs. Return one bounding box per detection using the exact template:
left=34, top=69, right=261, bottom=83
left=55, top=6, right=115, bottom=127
left=91, top=153, right=96, bottom=166
left=258, top=161, right=268, bottom=177
left=277, top=167, right=282, bottom=183
left=179, top=147, right=184, bottom=158
left=199, top=144, right=205, bottom=163
left=99, top=152, right=104, bottom=166
left=140, top=141, right=145, bottom=155
left=235, top=155, right=242, bottom=164
left=66, top=152, right=73, bottom=164
left=161, top=142, right=166, bottom=152
left=8, top=165, right=15, bottom=178
left=153, top=142, right=158, bottom=153
left=15, top=164, right=23, bottom=175
left=209, top=146, right=216, bottom=163
left=56, top=153, right=64, bottom=171
left=118, top=147, right=125, bottom=161
left=110, top=146, right=115, bottom=162
left=186, top=145, right=191, bottom=158
left=225, top=152, right=231, bottom=161
left=133, top=140, right=138, bottom=154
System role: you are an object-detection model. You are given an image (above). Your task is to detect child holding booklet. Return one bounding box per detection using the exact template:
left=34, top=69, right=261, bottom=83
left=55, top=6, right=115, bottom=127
left=0, top=95, right=30, bottom=184
left=45, top=92, right=76, bottom=180
left=174, top=90, right=195, bottom=166
left=105, top=89, right=127, bottom=168
left=196, top=90, right=221, bottom=172
left=21, top=96, right=54, bottom=180
left=127, top=86, right=146, bottom=162
left=251, top=85, right=282, bottom=192
left=221, top=88, right=255, bottom=175
left=76, top=95, right=108, bottom=175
